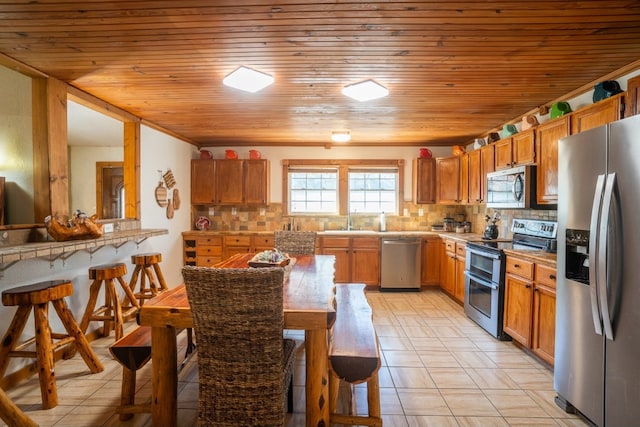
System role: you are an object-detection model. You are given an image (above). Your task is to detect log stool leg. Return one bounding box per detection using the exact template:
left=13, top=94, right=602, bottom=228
left=80, top=263, right=140, bottom=341
left=0, top=387, right=37, bottom=427
left=1, top=280, right=105, bottom=410
left=129, top=253, right=168, bottom=306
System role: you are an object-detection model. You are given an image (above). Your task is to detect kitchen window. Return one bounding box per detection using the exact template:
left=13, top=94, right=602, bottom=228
left=283, top=159, right=404, bottom=216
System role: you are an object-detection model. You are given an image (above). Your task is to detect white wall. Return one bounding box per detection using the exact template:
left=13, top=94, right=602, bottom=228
left=0, top=66, right=34, bottom=224
left=69, top=145, right=123, bottom=215
left=140, top=125, right=194, bottom=287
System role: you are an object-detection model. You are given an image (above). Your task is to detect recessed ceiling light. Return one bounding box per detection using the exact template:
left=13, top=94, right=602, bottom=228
left=331, top=130, right=351, bottom=143
left=223, top=66, right=274, bottom=93
left=342, top=79, right=389, bottom=102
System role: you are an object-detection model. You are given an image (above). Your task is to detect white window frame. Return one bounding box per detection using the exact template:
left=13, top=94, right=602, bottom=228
left=282, top=159, right=404, bottom=216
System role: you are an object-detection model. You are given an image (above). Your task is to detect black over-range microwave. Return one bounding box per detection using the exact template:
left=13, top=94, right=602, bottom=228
left=486, top=165, right=537, bottom=209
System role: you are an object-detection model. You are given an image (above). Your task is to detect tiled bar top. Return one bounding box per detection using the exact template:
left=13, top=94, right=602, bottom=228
left=0, top=229, right=168, bottom=265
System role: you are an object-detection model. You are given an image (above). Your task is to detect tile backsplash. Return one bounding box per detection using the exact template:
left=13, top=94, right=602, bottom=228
left=192, top=203, right=557, bottom=236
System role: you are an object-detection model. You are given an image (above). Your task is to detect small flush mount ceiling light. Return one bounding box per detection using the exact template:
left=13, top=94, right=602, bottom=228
left=342, top=79, right=389, bottom=102
left=331, top=130, right=351, bottom=143
left=223, top=66, right=274, bottom=93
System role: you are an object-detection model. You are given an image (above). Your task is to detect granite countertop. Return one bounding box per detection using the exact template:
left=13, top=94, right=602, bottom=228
left=503, top=248, right=557, bottom=267
left=184, top=229, right=489, bottom=240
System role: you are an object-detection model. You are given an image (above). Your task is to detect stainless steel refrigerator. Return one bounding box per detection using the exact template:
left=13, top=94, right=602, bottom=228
left=555, top=113, right=640, bottom=426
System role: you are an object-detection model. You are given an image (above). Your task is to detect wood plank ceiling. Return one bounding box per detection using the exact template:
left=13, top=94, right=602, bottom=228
left=1, top=1, right=640, bottom=147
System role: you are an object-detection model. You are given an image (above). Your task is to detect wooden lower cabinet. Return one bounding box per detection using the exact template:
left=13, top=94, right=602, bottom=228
left=503, top=255, right=556, bottom=365
left=319, top=236, right=380, bottom=287
left=421, top=237, right=440, bottom=286
left=182, top=232, right=274, bottom=267
left=441, top=238, right=465, bottom=303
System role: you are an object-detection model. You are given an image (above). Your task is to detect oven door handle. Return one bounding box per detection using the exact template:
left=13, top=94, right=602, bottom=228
left=466, top=247, right=501, bottom=260
left=464, top=270, right=498, bottom=290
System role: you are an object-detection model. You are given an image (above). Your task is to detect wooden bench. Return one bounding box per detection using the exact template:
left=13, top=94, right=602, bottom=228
left=109, top=325, right=195, bottom=421
left=328, top=283, right=382, bottom=427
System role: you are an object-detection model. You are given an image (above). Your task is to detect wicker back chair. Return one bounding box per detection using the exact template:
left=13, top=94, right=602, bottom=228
left=274, top=231, right=317, bottom=255
left=182, top=266, right=296, bottom=427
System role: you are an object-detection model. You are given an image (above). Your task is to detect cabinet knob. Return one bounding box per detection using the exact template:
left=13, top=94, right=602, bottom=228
left=514, top=264, right=520, bottom=268
left=549, top=274, right=556, bottom=280
left=525, top=284, right=531, bottom=288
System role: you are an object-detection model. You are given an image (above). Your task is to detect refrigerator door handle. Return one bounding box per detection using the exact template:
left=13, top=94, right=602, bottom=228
left=589, top=174, right=605, bottom=336
left=598, top=172, right=618, bottom=341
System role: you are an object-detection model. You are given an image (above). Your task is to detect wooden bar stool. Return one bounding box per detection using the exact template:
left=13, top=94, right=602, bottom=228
left=128, top=253, right=169, bottom=306
left=0, top=280, right=104, bottom=409
left=80, top=263, right=140, bottom=341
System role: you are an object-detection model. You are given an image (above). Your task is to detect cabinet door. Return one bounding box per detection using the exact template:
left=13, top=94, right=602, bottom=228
left=536, top=116, right=569, bottom=205
left=468, top=150, right=482, bottom=204
left=436, top=156, right=460, bottom=204
left=252, top=234, right=275, bottom=253
left=459, top=153, right=469, bottom=204
left=503, top=274, right=533, bottom=346
left=513, top=129, right=535, bottom=165
left=413, top=158, right=436, bottom=204
left=191, top=160, right=216, bottom=204
left=626, top=74, right=640, bottom=117
left=442, top=250, right=456, bottom=295
left=244, top=160, right=269, bottom=205
left=532, top=284, right=556, bottom=366
left=571, top=94, right=624, bottom=134
left=479, top=144, right=495, bottom=203
left=494, top=138, right=513, bottom=170
left=454, top=255, right=465, bottom=303
left=216, top=160, right=244, bottom=204
left=322, top=247, right=350, bottom=283
left=352, top=247, right=380, bottom=286
left=421, top=238, right=440, bottom=285
left=439, top=239, right=448, bottom=289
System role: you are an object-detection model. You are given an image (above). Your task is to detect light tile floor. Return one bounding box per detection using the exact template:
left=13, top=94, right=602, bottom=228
left=1, top=289, right=589, bottom=427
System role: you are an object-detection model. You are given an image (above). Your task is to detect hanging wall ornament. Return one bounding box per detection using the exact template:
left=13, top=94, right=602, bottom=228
left=154, top=170, right=168, bottom=207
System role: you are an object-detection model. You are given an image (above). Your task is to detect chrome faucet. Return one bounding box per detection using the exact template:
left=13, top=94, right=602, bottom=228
left=346, top=210, right=352, bottom=231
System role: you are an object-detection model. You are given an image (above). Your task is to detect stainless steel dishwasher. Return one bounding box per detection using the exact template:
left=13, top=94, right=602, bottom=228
left=380, top=237, right=422, bottom=291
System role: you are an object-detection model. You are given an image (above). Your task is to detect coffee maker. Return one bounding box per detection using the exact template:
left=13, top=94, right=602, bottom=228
left=482, top=223, right=499, bottom=240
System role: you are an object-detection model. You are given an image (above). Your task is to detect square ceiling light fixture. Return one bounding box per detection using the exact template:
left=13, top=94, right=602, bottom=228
left=331, top=130, right=351, bottom=143
left=342, top=79, right=389, bottom=102
left=223, top=66, right=274, bottom=93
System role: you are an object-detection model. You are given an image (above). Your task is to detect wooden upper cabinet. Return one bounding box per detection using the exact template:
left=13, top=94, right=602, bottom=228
left=459, top=153, right=469, bottom=204
left=494, top=138, right=513, bottom=170
left=571, top=93, right=625, bottom=134
left=412, top=157, right=436, bottom=204
left=512, top=129, right=535, bottom=165
left=191, top=159, right=216, bottom=204
left=494, top=129, right=535, bottom=170
left=536, top=116, right=569, bottom=205
left=480, top=144, right=495, bottom=203
left=626, top=75, right=640, bottom=117
left=436, top=156, right=460, bottom=204
left=216, top=160, right=244, bottom=204
left=244, top=160, right=270, bottom=205
left=468, top=149, right=482, bottom=204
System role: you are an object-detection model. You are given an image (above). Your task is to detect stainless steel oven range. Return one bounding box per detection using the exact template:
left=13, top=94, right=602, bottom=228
left=464, top=218, right=557, bottom=340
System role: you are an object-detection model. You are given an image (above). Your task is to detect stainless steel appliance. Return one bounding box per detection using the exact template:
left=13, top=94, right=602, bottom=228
left=555, top=114, right=640, bottom=426
left=380, top=237, right=421, bottom=291
left=465, top=218, right=557, bottom=340
left=486, top=165, right=536, bottom=209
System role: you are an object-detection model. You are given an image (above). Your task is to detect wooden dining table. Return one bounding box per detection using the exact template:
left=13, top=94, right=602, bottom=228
left=137, top=253, right=337, bottom=427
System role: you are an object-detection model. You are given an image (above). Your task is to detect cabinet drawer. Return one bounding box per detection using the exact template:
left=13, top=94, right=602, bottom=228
left=352, top=237, right=380, bottom=248
left=444, top=239, right=456, bottom=253
left=197, top=245, right=222, bottom=257
left=455, top=243, right=466, bottom=258
left=253, top=235, right=275, bottom=247
left=506, top=257, right=534, bottom=280
left=223, top=235, right=251, bottom=246
left=197, top=256, right=222, bottom=267
left=197, top=235, right=222, bottom=246
left=321, top=237, right=351, bottom=248
left=536, top=264, right=557, bottom=288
